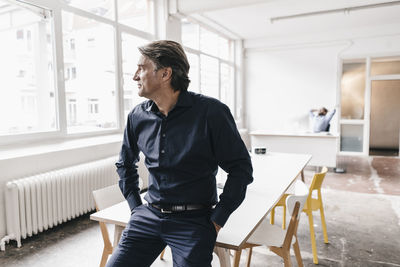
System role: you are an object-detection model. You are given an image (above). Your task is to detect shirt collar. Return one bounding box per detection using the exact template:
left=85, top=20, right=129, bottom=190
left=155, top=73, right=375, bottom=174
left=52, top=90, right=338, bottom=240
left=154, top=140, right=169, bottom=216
left=175, top=90, right=193, bottom=108
left=145, top=90, right=193, bottom=112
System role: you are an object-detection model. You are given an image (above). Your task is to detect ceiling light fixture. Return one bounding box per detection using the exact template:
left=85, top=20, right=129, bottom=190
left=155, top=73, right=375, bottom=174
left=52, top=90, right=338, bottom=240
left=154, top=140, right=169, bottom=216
left=270, top=1, right=400, bottom=23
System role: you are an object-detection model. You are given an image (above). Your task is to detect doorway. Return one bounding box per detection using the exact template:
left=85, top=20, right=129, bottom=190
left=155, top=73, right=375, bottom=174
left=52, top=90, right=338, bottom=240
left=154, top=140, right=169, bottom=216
left=369, top=80, right=400, bottom=156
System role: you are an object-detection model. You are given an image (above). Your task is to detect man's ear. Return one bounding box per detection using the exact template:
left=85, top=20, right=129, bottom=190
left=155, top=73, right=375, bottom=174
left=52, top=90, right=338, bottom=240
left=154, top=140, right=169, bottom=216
left=161, top=67, right=172, bottom=80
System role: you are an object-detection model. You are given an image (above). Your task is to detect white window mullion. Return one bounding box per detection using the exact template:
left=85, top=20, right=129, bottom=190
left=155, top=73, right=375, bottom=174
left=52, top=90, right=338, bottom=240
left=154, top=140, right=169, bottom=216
left=114, top=0, right=124, bottom=130
left=197, top=54, right=201, bottom=93
left=233, top=40, right=237, bottom=120
left=198, top=53, right=202, bottom=94
left=53, top=5, right=67, bottom=135
left=364, top=57, right=371, bottom=155
left=218, top=60, right=221, bottom=100
left=118, top=23, right=154, bottom=41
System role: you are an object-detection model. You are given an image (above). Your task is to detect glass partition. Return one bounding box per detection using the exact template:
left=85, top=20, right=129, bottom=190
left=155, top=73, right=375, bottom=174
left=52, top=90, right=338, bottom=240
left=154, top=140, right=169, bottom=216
left=340, top=124, right=364, bottom=152
left=371, top=57, right=400, bottom=76
left=341, top=62, right=365, bottom=120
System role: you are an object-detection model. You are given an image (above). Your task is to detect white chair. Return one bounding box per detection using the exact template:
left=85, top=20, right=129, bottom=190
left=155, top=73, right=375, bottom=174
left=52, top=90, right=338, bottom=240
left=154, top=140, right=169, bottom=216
left=92, top=184, right=126, bottom=267
left=245, top=180, right=309, bottom=267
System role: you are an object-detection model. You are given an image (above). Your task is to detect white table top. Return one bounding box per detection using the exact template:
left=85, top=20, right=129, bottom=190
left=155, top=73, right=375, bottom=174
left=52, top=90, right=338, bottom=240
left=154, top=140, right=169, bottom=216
left=90, top=152, right=311, bottom=250
left=250, top=130, right=339, bottom=138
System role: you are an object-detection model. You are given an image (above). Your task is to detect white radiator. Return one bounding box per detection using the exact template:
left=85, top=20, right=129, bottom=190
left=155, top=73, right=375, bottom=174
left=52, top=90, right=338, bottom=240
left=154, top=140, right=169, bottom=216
left=1, top=156, right=119, bottom=251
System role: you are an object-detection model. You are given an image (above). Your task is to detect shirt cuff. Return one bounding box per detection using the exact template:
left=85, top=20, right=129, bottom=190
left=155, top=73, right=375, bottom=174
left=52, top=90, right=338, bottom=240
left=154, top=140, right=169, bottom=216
left=126, top=192, right=143, bottom=211
left=210, top=204, right=231, bottom=227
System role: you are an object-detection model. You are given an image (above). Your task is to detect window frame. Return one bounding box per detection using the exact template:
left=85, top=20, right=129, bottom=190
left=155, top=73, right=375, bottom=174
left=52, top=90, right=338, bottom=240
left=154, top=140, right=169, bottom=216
left=0, top=0, right=155, bottom=145
left=181, top=18, right=237, bottom=119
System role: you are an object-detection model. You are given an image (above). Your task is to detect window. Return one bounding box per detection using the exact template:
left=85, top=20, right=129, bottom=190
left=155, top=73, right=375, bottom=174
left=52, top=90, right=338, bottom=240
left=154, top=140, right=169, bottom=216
left=62, top=0, right=114, bottom=19
left=182, top=20, right=199, bottom=50
left=121, top=33, right=147, bottom=119
left=67, top=99, right=77, bottom=125
left=0, top=1, right=56, bottom=136
left=117, top=0, right=154, bottom=33
left=186, top=52, right=199, bottom=93
left=0, top=0, right=158, bottom=143
left=62, top=11, right=117, bottom=133
left=88, top=98, right=99, bottom=114
left=71, top=67, right=77, bottom=79
left=220, top=63, right=235, bottom=112
left=200, top=27, right=219, bottom=57
left=70, top=38, right=75, bottom=50
left=182, top=19, right=236, bottom=115
left=200, top=55, right=219, bottom=99
left=16, top=29, right=24, bottom=39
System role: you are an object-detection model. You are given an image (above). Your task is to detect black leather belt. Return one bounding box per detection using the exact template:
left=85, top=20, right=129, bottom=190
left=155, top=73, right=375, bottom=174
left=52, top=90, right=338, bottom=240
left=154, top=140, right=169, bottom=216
left=150, top=204, right=208, bottom=213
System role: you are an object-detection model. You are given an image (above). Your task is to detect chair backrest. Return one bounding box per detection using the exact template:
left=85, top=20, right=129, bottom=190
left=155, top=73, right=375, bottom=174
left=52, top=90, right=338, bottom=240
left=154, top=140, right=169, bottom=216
left=286, top=180, right=309, bottom=219
left=309, top=167, right=328, bottom=192
left=92, top=183, right=127, bottom=257
left=283, top=180, right=309, bottom=248
left=326, top=123, right=330, bottom=132
left=93, top=184, right=125, bottom=211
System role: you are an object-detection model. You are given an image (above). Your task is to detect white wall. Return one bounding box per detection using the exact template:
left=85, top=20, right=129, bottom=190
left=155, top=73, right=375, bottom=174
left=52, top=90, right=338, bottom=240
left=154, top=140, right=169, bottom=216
left=245, top=44, right=341, bottom=133
left=244, top=25, right=400, bottom=135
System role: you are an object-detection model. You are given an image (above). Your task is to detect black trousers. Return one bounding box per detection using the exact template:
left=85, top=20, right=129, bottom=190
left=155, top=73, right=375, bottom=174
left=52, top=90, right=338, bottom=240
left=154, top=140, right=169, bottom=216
left=106, top=204, right=218, bottom=267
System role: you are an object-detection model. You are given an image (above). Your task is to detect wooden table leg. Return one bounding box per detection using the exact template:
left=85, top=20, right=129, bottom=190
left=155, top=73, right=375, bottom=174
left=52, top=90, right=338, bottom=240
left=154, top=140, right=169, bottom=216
left=214, top=246, right=232, bottom=267
left=113, top=225, right=124, bottom=250
left=232, top=249, right=242, bottom=267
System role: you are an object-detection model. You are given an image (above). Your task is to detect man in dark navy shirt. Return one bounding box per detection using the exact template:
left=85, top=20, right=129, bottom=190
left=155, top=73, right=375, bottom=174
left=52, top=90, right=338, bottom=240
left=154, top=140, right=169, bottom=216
left=107, top=40, right=253, bottom=267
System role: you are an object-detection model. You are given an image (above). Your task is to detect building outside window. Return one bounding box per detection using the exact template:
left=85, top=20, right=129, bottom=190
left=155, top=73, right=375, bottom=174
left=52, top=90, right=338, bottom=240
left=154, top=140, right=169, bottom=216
left=0, top=0, right=154, bottom=142
left=0, top=1, right=56, bottom=136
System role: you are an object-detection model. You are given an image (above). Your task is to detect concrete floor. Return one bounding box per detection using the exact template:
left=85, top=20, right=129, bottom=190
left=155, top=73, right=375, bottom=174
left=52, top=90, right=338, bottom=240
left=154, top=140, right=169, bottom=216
left=1, top=155, right=399, bottom=267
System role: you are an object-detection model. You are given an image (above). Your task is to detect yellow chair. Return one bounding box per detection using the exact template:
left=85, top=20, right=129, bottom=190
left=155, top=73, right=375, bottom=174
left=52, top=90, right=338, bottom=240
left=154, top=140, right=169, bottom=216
left=270, top=193, right=289, bottom=229
left=270, top=167, right=329, bottom=264
left=303, top=167, right=329, bottom=264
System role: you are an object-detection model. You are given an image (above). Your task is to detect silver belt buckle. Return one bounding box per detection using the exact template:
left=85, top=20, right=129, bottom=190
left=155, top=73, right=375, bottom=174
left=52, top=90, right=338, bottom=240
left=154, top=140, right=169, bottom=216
left=161, top=208, right=172, bottom=213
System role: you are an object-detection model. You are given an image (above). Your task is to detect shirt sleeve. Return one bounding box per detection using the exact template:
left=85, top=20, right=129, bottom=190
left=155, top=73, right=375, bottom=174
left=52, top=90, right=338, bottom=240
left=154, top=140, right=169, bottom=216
left=208, top=102, right=253, bottom=227
left=115, top=114, right=143, bottom=211
left=309, top=110, right=315, bottom=119
left=324, top=109, right=336, bottom=123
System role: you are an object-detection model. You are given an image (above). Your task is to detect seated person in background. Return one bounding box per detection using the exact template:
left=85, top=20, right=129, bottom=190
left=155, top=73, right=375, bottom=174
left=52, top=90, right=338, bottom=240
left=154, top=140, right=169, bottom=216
left=309, top=107, right=336, bottom=133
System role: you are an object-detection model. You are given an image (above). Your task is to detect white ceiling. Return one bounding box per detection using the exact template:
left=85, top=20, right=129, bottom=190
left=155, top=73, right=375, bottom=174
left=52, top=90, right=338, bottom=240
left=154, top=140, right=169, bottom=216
left=176, top=0, right=400, bottom=41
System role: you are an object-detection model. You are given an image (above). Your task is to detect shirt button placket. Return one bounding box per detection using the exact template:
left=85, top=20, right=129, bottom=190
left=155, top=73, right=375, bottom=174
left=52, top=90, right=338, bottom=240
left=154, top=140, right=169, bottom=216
left=160, top=118, right=167, bottom=159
